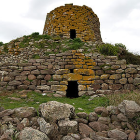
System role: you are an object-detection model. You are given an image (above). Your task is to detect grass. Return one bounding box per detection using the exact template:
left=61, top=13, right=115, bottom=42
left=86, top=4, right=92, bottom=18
left=0, top=90, right=140, bottom=114
left=0, top=91, right=109, bottom=114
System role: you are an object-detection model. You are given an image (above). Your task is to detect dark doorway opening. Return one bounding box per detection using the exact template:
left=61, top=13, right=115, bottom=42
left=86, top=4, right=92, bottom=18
left=66, top=81, right=79, bottom=98
left=70, top=29, right=76, bottom=39
left=70, top=69, right=74, bottom=73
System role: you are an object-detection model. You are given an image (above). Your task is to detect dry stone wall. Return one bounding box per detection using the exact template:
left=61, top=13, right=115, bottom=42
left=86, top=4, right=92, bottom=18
left=43, top=3, right=102, bottom=42
left=0, top=49, right=140, bottom=96
left=0, top=100, right=140, bottom=139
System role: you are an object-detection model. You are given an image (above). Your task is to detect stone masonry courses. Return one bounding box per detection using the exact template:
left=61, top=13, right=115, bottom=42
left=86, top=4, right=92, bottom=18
left=0, top=49, right=140, bottom=97
left=43, top=3, right=102, bottom=42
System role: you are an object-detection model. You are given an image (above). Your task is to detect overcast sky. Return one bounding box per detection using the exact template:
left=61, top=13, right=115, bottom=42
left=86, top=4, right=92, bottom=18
left=0, top=0, right=140, bottom=54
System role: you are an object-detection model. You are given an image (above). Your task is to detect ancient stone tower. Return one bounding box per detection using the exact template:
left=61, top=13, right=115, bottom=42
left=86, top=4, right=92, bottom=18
left=43, top=3, right=102, bottom=42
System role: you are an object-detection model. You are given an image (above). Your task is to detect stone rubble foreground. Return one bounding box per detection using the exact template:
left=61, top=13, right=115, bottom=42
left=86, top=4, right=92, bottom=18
left=0, top=100, right=140, bottom=140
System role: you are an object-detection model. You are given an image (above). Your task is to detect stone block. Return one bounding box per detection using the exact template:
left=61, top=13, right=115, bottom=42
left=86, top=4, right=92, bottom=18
left=24, top=66, right=36, bottom=71
left=78, top=91, right=87, bottom=96
left=74, top=69, right=94, bottom=75
left=134, top=78, right=140, bottom=85
left=58, top=120, right=78, bottom=135
left=17, top=85, right=28, bottom=90
left=116, top=60, right=126, bottom=65
left=101, top=83, right=109, bottom=90
left=119, top=78, right=127, bottom=84
left=125, top=68, right=137, bottom=74
left=53, top=75, right=63, bottom=81
left=44, top=75, right=51, bottom=80
left=111, top=65, right=120, bottom=70
left=31, top=70, right=40, bottom=75
left=100, top=74, right=110, bottom=80
left=56, top=91, right=66, bottom=96
left=15, top=76, right=27, bottom=81
left=28, top=75, right=36, bottom=80
left=78, top=81, right=93, bottom=85
left=83, top=76, right=95, bottom=80
left=47, top=81, right=59, bottom=85
left=128, top=77, right=133, bottom=83
left=55, top=69, right=69, bottom=74
left=65, top=65, right=75, bottom=69
left=109, top=74, right=121, bottom=80
left=37, top=65, right=48, bottom=70
left=96, top=90, right=113, bottom=94
left=37, top=85, right=50, bottom=90
left=9, top=80, right=21, bottom=86
left=63, top=73, right=82, bottom=81
left=78, top=85, right=86, bottom=91
left=36, top=59, right=45, bottom=63
left=29, top=85, right=36, bottom=90
left=21, top=71, right=30, bottom=75
left=124, top=84, right=135, bottom=90
left=95, top=70, right=104, bottom=75
left=109, top=84, right=122, bottom=90
left=40, top=70, right=54, bottom=74
left=116, top=69, right=124, bottom=73
left=51, top=85, right=67, bottom=91
left=60, top=81, right=68, bottom=85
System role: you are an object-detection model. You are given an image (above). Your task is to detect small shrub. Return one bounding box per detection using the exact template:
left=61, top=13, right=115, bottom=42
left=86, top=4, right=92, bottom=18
left=0, top=42, right=3, bottom=46
left=31, top=32, right=40, bottom=37
left=118, top=49, right=140, bottom=65
left=115, top=43, right=126, bottom=49
left=97, top=43, right=119, bottom=56
left=3, top=45, right=8, bottom=53
left=73, top=38, right=82, bottom=43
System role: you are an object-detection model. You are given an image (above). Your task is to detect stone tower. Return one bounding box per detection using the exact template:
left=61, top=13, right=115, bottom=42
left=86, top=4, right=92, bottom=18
left=43, top=3, right=102, bottom=42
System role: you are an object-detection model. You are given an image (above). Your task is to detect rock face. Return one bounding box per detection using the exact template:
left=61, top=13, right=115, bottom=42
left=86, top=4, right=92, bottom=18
left=0, top=100, right=140, bottom=140
left=39, top=101, right=75, bottom=122
left=43, top=3, right=102, bottom=42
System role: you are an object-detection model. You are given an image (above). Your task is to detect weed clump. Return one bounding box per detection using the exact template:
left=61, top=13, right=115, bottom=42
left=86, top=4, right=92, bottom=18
left=97, top=43, right=120, bottom=56
left=68, top=38, right=84, bottom=50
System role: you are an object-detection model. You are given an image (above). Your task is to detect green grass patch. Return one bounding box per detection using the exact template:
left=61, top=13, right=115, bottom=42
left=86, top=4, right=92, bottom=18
left=0, top=91, right=109, bottom=114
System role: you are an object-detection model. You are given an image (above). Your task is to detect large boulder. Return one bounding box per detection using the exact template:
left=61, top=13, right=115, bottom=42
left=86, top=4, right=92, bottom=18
left=39, top=101, right=75, bottom=122
left=12, top=107, right=37, bottom=119
left=19, top=127, right=49, bottom=140
left=118, top=100, right=140, bottom=118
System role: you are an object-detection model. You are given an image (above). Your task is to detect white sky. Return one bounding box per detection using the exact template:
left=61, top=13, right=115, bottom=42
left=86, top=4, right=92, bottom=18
left=0, top=0, right=140, bottom=54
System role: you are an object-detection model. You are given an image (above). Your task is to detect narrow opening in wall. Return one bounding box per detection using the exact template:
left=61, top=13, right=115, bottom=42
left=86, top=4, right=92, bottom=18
left=70, top=69, right=73, bottom=73
left=70, top=29, right=76, bottom=39
left=66, top=81, right=79, bottom=98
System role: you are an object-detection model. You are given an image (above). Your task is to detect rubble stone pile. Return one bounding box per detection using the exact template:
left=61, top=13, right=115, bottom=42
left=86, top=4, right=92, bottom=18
left=0, top=100, right=140, bottom=140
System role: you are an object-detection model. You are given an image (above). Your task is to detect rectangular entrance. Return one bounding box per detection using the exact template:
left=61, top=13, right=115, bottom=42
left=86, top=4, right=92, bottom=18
left=66, top=81, right=79, bottom=98
left=70, top=29, right=76, bottom=39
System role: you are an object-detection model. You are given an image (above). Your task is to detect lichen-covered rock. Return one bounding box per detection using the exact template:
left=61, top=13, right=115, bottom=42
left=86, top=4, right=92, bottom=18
left=19, top=127, right=49, bottom=140
left=108, top=129, right=127, bottom=140
left=118, top=100, right=140, bottom=118
left=39, top=101, right=75, bottom=122
left=37, top=117, right=56, bottom=136
left=13, top=107, right=37, bottom=119
left=58, top=120, right=78, bottom=135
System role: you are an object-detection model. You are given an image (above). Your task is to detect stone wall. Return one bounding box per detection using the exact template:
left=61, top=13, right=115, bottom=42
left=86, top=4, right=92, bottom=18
left=0, top=49, right=140, bottom=96
left=0, top=100, right=140, bottom=139
left=43, top=3, right=102, bottom=42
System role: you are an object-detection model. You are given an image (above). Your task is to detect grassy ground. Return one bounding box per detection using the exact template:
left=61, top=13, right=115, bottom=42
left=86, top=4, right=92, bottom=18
left=0, top=90, right=140, bottom=114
